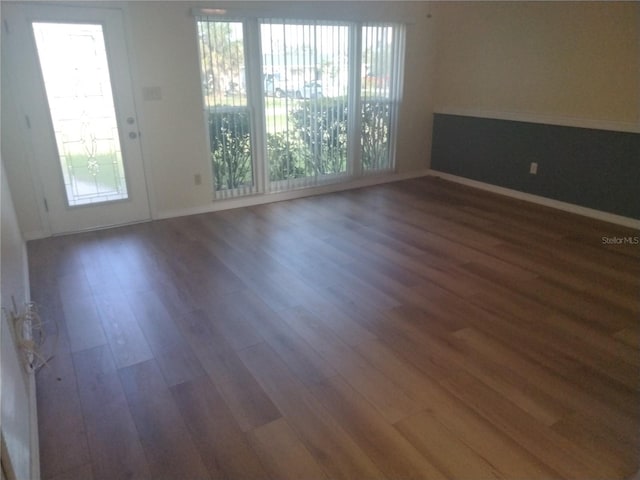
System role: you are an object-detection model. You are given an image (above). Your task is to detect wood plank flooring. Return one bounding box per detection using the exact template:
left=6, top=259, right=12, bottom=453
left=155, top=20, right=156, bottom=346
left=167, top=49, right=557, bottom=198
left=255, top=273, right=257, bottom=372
left=29, top=177, right=639, bottom=480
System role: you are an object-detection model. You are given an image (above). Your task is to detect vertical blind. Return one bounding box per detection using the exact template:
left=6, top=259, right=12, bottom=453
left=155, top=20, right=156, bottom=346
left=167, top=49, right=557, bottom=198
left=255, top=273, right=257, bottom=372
left=197, top=19, right=256, bottom=199
left=361, top=23, right=405, bottom=173
left=261, top=20, right=350, bottom=192
left=196, top=15, right=405, bottom=199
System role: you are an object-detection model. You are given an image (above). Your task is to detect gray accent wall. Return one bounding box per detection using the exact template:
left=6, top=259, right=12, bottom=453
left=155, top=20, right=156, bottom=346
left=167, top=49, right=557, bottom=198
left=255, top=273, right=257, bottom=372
left=431, top=114, right=640, bottom=219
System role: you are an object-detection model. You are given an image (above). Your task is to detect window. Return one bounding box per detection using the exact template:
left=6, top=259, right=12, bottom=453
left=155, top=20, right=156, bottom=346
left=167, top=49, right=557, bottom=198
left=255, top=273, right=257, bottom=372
left=361, top=24, right=405, bottom=173
left=196, top=20, right=256, bottom=198
left=262, top=21, right=350, bottom=192
left=195, top=14, right=405, bottom=198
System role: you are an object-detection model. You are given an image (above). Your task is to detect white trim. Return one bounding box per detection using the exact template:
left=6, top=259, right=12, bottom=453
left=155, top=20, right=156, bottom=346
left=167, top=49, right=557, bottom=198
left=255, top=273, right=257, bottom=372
left=348, top=21, right=363, bottom=178
left=120, top=1, right=158, bottom=222
left=26, top=167, right=639, bottom=237
left=388, top=23, right=406, bottom=172
left=434, top=107, right=640, bottom=134
left=21, top=241, right=31, bottom=306
left=28, top=373, right=40, bottom=480
left=21, top=230, right=51, bottom=242
left=246, top=17, right=267, bottom=196
left=23, top=241, right=40, bottom=480
left=155, top=170, right=429, bottom=220
left=190, top=5, right=416, bottom=24
left=427, top=170, right=640, bottom=229
left=23, top=171, right=430, bottom=238
left=0, top=434, right=16, bottom=480
left=22, top=219, right=149, bottom=240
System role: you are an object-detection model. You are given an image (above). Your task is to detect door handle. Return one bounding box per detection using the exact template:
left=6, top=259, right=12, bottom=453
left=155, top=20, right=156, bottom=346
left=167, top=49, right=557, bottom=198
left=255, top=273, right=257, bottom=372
left=129, top=131, right=138, bottom=139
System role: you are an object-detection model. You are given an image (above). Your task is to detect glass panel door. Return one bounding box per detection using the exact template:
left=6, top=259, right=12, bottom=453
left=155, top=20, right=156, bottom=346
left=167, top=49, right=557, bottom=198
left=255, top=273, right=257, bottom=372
left=3, top=4, right=150, bottom=235
left=32, top=22, right=129, bottom=206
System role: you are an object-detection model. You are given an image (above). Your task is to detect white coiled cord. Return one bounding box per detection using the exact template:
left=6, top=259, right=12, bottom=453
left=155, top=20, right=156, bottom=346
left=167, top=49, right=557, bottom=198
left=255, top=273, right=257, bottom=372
left=3, top=299, right=58, bottom=373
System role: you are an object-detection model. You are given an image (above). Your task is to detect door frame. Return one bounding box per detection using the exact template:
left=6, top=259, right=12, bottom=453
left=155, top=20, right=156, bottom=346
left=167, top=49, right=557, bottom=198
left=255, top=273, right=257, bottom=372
left=3, top=3, right=151, bottom=235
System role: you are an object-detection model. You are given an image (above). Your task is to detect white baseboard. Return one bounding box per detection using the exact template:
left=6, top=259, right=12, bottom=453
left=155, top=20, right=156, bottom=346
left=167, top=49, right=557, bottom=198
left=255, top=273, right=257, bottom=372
left=427, top=170, right=640, bottom=229
left=21, top=230, right=49, bottom=242
left=28, top=373, right=39, bottom=480
left=23, top=172, right=430, bottom=239
left=25, top=167, right=637, bottom=235
left=155, top=170, right=430, bottom=220
left=23, top=241, right=40, bottom=480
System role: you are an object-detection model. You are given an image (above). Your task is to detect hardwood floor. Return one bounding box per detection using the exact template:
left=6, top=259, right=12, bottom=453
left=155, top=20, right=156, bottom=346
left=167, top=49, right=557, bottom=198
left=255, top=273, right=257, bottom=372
left=29, top=177, right=639, bottom=480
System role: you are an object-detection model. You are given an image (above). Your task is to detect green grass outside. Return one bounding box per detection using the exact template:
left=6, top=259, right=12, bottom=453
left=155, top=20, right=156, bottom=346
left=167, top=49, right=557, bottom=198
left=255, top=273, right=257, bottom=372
left=61, top=151, right=126, bottom=200
left=205, top=94, right=303, bottom=134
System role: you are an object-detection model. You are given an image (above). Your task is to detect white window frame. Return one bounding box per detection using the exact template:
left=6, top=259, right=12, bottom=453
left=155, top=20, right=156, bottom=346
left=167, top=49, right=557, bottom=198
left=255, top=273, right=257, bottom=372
left=193, top=10, right=405, bottom=199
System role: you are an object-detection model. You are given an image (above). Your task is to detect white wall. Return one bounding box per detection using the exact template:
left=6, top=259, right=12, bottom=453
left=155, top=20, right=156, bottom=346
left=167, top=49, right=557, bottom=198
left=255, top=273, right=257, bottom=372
left=1, top=1, right=435, bottom=238
left=1, top=156, right=38, bottom=480
left=0, top=42, right=48, bottom=240
left=432, top=1, right=640, bottom=128
left=124, top=1, right=435, bottom=210
left=4, top=1, right=639, bottom=238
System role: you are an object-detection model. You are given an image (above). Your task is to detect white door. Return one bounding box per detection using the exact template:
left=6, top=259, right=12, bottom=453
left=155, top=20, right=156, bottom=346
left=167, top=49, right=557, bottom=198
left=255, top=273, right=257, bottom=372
left=3, top=5, right=150, bottom=235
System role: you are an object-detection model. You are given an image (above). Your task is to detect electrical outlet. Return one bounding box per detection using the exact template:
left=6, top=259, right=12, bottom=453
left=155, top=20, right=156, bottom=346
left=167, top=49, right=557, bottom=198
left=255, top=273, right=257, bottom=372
left=194, top=173, right=202, bottom=186
left=529, top=162, right=538, bottom=175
